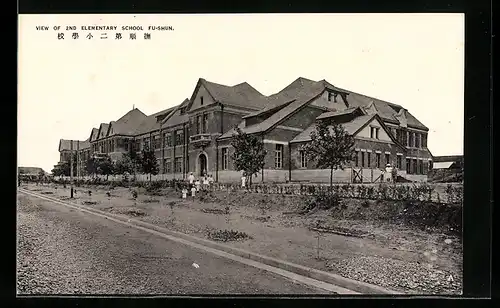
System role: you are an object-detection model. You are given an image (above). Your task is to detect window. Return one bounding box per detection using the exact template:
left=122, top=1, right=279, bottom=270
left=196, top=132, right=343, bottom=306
left=175, top=130, right=183, bottom=146
left=328, top=92, right=333, bottom=102
left=175, top=157, right=182, bottom=173
left=375, top=128, right=379, bottom=139
left=196, top=115, right=202, bottom=134
left=413, top=159, right=418, bottom=174
left=376, top=153, right=381, bottom=168
left=275, top=144, right=283, bottom=169
left=409, top=132, right=415, bottom=148
left=404, top=131, right=409, bottom=146
left=300, top=150, right=307, bottom=168
left=385, top=153, right=390, bottom=166
left=419, top=160, right=424, bottom=174
left=165, top=133, right=172, bottom=147
left=397, top=155, right=402, bottom=169
left=203, top=113, right=209, bottom=133
left=143, top=138, right=150, bottom=150
left=200, top=96, right=204, bottom=106
left=415, top=133, right=420, bottom=148
left=422, top=134, right=427, bottom=148
left=164, top=159, right=171, bottom=173
left=370, top=127, right=374, bottom=138
left=153, top=136, right=160, bottom=149
left=222, top=148, right=228, bottom=170
left=406, top=158, right=411, bottom=173
left=361, top=152, right=365, bottom=167
left=429, top=160, right=433, bottom=171
left=355, top=151, right=359, bottom=167
left=180, top=107, right=186, bottom=115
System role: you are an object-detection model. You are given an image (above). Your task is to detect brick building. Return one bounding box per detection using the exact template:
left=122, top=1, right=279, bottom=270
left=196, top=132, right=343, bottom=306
left=56, top=77, right=433, bottom=182
left=53, top=139, right=91, bottom=176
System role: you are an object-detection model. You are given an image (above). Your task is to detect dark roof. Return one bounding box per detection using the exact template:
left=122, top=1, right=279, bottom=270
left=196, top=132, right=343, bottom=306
left=18, top=167, right=45, bottom=175
left=161, top=99, right=190, bottom=129
left=290, top=114, right=375, bottom=143
left=432, top=155, right=463, bottom=163
left=89, top=128, right=99, bottom=142
left=333, top=87, right=428, bottom=130
left=191, top=79, right=268, bottom=110
left=97, top=123, right=109, bottom=139
left=243, top=77, right=323, bottom=119
left=134, top=103, right=186, bottom=136
left=111, top=108, right=149, bottom=136
left=219, top=81, right=327, bottom=139
left=59, top=138, right=90, bottom=151
left=316, top=107, right=364, bottom=120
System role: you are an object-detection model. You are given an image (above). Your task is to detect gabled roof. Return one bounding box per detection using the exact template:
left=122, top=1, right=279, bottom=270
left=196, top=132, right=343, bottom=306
left=290, top=114, right=374, bottom=143
left=18, top=167, right=45, bottom=175
left=105, top=108, right=148, bottom=136
left=290, top=113, right=404, bottom=149
left=333, top=87, right=428, bottom=130
left=316, top=106, right=365, bottom=120
left=187, top=78, right=268, bottom=111
left=59, top=138, right=91, bottom=151
left=432, top=155, right=463, bottom=163
left=89, top=128, right=99, bottom=142
left=161, top=98, right=190, bottom=128
left=219, top=81, right=327, bottom=139
left=96, top=123, right=109, bottom=140
left=433, top=162, right=455, bottom=169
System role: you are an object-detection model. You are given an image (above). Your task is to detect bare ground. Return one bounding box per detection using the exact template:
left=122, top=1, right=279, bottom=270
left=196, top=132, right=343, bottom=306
left=20, top=182, right=463, bottom=295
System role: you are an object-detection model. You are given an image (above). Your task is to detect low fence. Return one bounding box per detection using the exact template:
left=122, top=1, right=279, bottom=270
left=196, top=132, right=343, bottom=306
left=45, top=175, right=462, bottom=205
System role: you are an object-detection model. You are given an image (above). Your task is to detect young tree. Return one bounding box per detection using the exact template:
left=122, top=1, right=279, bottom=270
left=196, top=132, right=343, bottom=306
left=114, top=151, right=139, bottom=175
left=38, top=170, right=45, bottom=183
left=230, top=127, right=267, bottom=186
left=139, top=147, right=159, bottom=182
left=302, top=119, right=356, bottom=192
left=85, top=157, right=97, bottom=177
left=96, top=155, right=115, bottom=180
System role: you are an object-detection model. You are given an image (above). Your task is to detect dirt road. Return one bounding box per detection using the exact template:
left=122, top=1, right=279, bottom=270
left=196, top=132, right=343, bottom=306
left=17, top=193, right=329, bottom=295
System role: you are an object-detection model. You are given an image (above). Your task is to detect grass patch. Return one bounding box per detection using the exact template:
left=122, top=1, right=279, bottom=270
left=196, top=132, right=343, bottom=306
left=208, top=229, right=252, bottom=242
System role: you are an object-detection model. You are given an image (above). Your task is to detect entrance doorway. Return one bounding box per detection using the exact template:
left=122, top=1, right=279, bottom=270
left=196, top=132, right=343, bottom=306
left=198, top=153, right=207, bottom=177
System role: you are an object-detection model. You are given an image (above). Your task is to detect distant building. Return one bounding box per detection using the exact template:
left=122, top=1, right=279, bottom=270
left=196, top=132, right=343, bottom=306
left=18, top=166, right=46, bottom=176
left=56, top=77, right=434, bottom=183
left=432, top=155, right=463, bottom=170
left=53, top=139, right=91, bottom=176
left=429, top=155, right=463, bottom=183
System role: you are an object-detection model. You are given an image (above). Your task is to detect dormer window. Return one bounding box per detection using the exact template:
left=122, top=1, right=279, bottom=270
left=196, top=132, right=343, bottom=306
left=370, top=127, right=380, bottom=139
left=327, top=92, right=337, bottom=102
left=200, top=96, right=204, bottom=106
left=180, top=107, right=186, bottom=115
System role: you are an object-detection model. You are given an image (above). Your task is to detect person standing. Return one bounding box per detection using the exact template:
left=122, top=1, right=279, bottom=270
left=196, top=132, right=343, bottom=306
left=181, top=187, right=188, bottom=199
left=195, top=179, right=201, bottom=192
left=241, top=174, right=246, bottom=188
left=203, top=174, right=209, bottom=191
left=188, top=172, right=195, bottom=185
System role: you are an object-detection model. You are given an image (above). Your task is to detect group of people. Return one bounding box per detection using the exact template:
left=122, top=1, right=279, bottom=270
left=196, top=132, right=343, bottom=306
left=181, top=172, right=214, bottom=199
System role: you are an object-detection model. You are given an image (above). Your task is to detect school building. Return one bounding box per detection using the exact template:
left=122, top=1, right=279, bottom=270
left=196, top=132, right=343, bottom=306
left=55, top=77, right=433, bottom=183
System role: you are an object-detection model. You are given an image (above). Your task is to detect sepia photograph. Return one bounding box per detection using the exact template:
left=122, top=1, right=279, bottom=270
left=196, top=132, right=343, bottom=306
left=17, top=13, right=464, bottom=296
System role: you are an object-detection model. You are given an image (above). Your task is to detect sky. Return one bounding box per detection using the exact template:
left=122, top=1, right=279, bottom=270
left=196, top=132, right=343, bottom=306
left=18, top=14, right=464, bottom=173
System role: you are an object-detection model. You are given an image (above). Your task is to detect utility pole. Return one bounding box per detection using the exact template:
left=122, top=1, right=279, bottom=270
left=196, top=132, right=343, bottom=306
left=77, top=140, right=80, bottom=186
left=70, top=140, right=74, bottom=198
